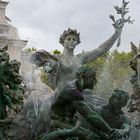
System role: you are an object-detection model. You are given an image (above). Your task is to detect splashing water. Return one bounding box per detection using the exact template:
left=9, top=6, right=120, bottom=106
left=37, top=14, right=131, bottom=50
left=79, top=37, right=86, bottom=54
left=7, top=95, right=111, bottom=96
left=94, top=55, right=115, bottom=99
left=8, top=64, right=54, bottom=139
left=7, top=53, right=140, bottom=139
left=94, top=52, right=140, bottom=140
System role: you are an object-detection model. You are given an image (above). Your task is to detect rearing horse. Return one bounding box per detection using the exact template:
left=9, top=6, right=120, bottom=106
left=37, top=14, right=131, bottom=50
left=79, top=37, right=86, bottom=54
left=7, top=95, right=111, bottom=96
left=128, top=42, right=140, bottom=112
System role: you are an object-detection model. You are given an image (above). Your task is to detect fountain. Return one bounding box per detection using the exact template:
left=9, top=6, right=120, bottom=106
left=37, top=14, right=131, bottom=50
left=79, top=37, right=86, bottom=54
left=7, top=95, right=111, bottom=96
left=0, top=0, right=139, bottom=140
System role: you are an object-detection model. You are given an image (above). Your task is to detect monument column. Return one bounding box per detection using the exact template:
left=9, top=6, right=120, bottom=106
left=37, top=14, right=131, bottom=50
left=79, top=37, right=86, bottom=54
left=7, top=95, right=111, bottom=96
left=0, top=0, right=9, bottom=24
left=0, top=0, right=28, bottom=72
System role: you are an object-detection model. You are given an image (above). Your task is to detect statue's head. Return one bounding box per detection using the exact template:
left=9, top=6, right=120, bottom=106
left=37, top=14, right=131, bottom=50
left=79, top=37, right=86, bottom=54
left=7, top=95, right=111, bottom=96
left=109, top=89, right=129, bottom=109
left=75, top=66, right=97, bottom=91
left=59, top=28, right=80, bottom=50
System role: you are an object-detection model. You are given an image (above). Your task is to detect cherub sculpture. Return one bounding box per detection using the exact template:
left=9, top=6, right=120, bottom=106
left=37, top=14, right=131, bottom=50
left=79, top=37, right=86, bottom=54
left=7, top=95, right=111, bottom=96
left=31, top=0, right=133, bottom=90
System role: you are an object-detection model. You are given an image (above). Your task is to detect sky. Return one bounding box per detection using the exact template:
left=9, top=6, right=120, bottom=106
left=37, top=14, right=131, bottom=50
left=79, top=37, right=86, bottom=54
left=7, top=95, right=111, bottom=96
left=6, top=0, right=140, bottom=54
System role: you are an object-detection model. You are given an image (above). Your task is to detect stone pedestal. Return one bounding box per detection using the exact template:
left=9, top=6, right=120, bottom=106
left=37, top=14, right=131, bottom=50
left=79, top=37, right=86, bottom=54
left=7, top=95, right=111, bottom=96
left=0, top=0, right=8, bottom=24
left=0, top=0, right=28, bottom=63
left=0, top=37, right=27, bottom=61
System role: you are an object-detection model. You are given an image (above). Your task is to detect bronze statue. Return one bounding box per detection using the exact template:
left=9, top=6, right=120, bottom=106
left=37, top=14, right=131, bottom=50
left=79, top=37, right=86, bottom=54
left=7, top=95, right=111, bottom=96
left=96, top=89, right=131, bottom=139
left=128, top=42, right=140, bottom=112
left=31, top=0, right=133, bottom=90
left=39, top=66, right=125, bottom=140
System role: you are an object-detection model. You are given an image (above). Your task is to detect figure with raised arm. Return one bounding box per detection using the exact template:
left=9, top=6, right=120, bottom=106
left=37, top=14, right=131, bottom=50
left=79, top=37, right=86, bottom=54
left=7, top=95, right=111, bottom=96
left=31, top=0, right=133, bottom=90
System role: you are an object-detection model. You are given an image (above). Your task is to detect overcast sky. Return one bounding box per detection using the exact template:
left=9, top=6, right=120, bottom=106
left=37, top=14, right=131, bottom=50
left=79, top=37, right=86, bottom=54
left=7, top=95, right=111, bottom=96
left=6, top=0, right=140, bottom=54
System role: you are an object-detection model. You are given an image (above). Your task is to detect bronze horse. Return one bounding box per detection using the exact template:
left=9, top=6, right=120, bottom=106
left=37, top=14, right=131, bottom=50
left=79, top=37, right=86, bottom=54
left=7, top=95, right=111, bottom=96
left=128, top=42, right=140, bottom=112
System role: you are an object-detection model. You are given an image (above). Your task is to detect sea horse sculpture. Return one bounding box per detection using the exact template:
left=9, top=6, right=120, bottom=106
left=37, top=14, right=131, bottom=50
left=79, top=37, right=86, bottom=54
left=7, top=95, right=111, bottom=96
left=128, top=42, right=140, bottom=112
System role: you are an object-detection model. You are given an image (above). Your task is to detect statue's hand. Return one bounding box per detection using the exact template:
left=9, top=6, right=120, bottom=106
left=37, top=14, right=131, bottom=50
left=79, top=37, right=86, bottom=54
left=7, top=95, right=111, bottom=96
left=115, top=22, right=124, bottom=35
left=108, top=129, right=128, bottom=140
left=110, top=0, right=134, bottom=36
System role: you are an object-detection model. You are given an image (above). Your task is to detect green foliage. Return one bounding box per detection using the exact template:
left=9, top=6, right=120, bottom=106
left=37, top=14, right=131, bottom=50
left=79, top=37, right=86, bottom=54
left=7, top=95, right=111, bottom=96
left=27, top=47, right=37, bottom=52
left=86, top=52, right=109, bottom=74
left=86, top=49, right=134, bottom=98
left=86, top=49, right=133, bottom=74
left=108, top=50, right=134, bottom=81
left=52, top=49, right=61, bottom=55
left=40, top=49, right=134, bottom=99
left=0, top=48, right=24, bottom=120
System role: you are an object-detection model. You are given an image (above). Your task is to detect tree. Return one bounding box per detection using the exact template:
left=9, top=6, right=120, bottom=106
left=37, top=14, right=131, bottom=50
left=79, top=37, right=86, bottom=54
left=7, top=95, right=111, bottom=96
left=52, top=49, right=61, bottom=55
left=27, top=47, right=37, bottom=52
left=89, top=49, right=134, bottom=98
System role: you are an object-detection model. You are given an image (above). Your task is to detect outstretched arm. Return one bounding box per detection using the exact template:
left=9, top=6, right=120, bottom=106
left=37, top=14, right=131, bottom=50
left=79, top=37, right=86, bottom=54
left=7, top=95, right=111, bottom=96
left=74, top=100, right=111, bottom=133
left=81, top=28, right=121, bottom=64
left=80, top=0, right=133, bottom=64
left=74, top=100, right=127, bottom=139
